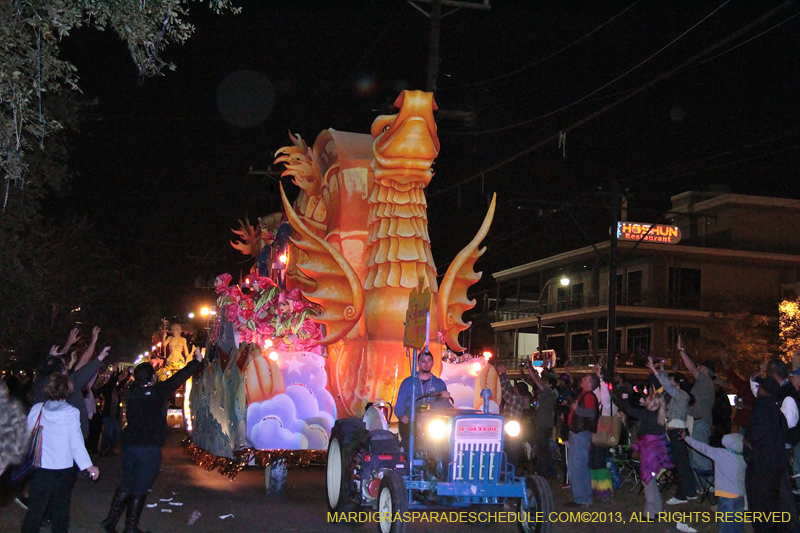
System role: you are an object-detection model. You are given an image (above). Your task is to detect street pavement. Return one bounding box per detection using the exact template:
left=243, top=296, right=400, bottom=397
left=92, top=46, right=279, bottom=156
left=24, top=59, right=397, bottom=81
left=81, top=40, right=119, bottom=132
left=0, top=430, right=728, bottom=533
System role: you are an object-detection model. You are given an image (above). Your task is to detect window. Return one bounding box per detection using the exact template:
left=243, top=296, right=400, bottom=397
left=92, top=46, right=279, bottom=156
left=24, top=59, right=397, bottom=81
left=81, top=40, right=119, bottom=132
left=627, top=270, right=642, bottom=305
left=496, top=330, right=517, bottom=365
left=557, top=285, right=569, bottom=311
left=570, top=332, right=592, bottom=366
left=572, top=283, right=584, bottom=309
left=547, top=334, right=564, bottom=353
left=597, top=329, right=623, bottom=355
left=626, top=326, right=651, bottom=355
left=669, top=267, right=701, bottom=309
left=571, top=332, right=591, bottom=352
left=666, top=327, right=701, bottom=353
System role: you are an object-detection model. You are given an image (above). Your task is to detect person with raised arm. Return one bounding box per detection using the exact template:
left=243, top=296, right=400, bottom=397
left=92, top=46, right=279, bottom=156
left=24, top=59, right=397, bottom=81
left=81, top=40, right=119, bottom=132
left=677, top=334, right=715, bottom=472
left=524, top=360, right=557, bottom=478
left=718, top=350, right=753, bottom=435
left=497, top=363, right=528, bottom=469
left=647, top=355, right=697, bottom=505
left=33, top=327, right=110, bottom=440
left=102, top=348, right=203, bottom=533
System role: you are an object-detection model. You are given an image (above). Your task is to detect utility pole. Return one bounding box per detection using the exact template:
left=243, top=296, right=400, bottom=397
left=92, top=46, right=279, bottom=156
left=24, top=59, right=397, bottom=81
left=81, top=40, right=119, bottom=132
left=408, top=0, right=490, bottom=97
left=606, top=180, right=622, bottom=379
left=426, top=0, right=442, bottom=93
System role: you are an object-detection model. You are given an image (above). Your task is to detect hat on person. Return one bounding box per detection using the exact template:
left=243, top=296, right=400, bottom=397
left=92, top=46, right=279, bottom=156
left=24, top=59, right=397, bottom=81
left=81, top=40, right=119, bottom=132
left=699, top=360, right=716, bottom=377
left=790, top=367, right=800, bottom=377
left=755, top=375, right=780, bottom=397
left=721, top=433, right=744, bottom=454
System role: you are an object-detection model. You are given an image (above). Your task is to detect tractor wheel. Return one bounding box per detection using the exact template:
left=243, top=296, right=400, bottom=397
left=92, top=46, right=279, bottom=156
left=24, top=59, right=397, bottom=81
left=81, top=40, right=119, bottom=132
left=326, top=437, right=352, bottom=512
left=377, top=470, right=408, bottom=533
left=518, top=475, right=554, bottom=533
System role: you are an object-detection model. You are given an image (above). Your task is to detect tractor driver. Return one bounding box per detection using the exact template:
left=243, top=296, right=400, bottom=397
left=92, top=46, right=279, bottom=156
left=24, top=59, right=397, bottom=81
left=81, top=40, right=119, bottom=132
left=395, top=350, right=450, bottom=446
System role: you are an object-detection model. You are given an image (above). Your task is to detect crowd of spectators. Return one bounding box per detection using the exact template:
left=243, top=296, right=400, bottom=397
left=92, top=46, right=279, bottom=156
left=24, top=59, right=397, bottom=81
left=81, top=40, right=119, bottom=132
left=495, top=334, right=800, bottom=533
left=1, top=326, right=201, bottom=533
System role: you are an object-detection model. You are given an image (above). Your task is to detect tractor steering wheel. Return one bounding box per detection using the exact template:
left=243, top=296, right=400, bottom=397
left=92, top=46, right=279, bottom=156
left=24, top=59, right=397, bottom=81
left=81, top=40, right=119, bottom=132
left=415, top=391, right=445, bottom=403
left=414, top=390, right=454, bottom=408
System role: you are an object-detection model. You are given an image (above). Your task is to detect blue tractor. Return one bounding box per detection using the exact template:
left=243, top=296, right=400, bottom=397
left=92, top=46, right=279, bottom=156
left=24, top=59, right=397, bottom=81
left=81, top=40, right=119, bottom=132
left=326, top=385, right=554, bottom=533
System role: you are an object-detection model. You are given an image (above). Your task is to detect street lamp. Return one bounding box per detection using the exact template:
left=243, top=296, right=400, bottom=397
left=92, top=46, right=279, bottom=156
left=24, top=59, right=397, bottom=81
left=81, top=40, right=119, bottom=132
left=536, top=275, right=570, bottom=359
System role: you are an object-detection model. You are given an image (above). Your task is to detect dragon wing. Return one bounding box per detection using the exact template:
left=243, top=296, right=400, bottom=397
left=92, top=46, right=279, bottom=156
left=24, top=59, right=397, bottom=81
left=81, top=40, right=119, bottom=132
left=230, top=218, right=258, bottom=258
left=280, top=184, right=364, bottom=345
left=437, top=193, right=497, bottom=351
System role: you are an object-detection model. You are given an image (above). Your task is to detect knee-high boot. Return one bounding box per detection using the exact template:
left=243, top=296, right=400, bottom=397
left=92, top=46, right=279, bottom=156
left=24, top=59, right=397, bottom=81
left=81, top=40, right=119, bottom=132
left=122, top=494, right=151, bottom=533
left=101, top=488, right=130, bottom=533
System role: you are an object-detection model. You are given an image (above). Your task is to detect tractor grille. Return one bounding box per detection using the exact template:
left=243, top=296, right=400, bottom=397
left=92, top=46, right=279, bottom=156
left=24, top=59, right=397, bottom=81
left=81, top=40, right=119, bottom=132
left=450, top=416, right=504, bottom=483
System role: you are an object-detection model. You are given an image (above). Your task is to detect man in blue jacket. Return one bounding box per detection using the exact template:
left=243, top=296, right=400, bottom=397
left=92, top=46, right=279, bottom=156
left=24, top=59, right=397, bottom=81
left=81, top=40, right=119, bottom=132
left=394, top=350, right=450, bottom=446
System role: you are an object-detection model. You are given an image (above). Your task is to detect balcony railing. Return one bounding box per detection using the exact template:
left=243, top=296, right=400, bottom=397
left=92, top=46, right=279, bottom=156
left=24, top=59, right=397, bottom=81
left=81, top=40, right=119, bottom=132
left=494, top=290, right=775, bottom=322
left=497, top=349, right=607, bottom=370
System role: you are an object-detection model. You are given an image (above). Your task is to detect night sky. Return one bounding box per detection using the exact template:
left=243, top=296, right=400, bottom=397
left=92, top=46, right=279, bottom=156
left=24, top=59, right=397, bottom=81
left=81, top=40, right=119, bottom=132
left=48, top=0, right=800, bottom=317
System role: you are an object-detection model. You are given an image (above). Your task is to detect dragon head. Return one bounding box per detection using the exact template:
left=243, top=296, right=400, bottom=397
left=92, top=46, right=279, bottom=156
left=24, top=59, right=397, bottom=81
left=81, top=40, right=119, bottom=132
left=274, top=132, right=322, bottom=196
left=370, top=90, right=439, bottom=187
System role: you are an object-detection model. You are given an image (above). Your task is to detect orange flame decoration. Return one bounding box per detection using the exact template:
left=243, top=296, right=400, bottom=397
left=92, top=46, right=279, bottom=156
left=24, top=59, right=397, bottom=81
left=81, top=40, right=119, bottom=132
left=192, top=90, right=499, bottom=461
left=271, top=90, right=497, bottom=417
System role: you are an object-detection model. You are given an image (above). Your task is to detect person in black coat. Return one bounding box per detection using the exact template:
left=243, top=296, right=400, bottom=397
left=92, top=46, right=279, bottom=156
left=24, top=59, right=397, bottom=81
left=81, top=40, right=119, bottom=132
left=744, top=376, right=788, bottom=533
left=101, top=350, right=201, bottom=533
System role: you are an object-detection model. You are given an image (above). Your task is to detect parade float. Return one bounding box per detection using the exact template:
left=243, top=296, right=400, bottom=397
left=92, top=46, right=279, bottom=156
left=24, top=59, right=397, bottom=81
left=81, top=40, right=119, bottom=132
left=184, top=90, right=501, bottom=478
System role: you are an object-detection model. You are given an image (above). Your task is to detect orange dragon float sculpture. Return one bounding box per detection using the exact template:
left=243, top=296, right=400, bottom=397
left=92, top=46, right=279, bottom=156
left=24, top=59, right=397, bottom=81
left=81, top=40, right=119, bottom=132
left=237, top=90, right=498, bottom=418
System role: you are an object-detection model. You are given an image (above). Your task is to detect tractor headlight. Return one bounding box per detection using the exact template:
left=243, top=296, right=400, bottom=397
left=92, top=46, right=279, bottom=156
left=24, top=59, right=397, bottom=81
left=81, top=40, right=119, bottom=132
left=428, top=418, right=447, bottom=440
left=505, top=420, right=521, bottom=437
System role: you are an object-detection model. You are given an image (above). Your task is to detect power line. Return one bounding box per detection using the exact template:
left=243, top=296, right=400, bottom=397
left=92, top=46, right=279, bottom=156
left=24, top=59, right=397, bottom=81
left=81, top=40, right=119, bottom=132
left=427, top=0, right=797, bottom=200
left=443, top=0, right=731, bottom=136
left=439, top=0, right=645, bottom=91
left=690, top=9, right=800, bottom=69
left=296, top=3, right=411, bottom=132
left=626, top=128, right=800, bottom=185
left=631, top=141, right=800, bottom=189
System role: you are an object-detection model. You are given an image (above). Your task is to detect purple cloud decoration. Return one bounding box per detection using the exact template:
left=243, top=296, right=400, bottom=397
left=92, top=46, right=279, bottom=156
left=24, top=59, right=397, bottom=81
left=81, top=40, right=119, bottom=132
left=247, top=351, right=337, bottom=450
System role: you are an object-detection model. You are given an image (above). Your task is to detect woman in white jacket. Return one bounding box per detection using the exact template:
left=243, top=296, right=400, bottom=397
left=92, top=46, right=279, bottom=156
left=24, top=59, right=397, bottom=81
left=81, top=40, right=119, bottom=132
left=21, top=373, right=99, bottom=533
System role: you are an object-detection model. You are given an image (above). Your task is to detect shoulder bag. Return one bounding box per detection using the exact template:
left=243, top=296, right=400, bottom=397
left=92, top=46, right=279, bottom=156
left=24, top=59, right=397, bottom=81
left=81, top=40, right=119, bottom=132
left=11, top=407, right=44, bottom=482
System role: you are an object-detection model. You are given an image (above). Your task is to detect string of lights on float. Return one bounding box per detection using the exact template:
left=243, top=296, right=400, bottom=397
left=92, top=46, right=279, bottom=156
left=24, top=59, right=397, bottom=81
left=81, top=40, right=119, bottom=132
left=188, top=307, right=217, bottom=319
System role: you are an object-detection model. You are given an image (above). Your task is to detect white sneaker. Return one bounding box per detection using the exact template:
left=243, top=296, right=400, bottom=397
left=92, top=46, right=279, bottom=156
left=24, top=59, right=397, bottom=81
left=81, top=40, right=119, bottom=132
left=666, top=497, right=688, bottom=505
left=686, top=494, right=698, bottom=500
left=677, top=523, right=697, bottom=533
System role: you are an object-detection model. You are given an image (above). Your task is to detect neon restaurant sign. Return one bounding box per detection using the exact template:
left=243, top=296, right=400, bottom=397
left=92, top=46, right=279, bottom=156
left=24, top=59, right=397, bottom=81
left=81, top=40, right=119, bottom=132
left=616, top=222, right=681, bottom=244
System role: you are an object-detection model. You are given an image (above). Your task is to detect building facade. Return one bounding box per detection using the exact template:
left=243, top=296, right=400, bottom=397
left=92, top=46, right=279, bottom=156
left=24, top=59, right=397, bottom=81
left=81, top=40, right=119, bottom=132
left=489, top=191, right=800, bottom=369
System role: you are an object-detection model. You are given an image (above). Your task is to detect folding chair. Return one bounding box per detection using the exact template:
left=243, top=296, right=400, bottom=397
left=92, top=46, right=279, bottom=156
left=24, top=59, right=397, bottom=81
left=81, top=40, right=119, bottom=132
left=657, top=468, right=677, bottom=493
left=693, top=468, right=717, bottom=505
left=609, top=446, right=642, bottom=493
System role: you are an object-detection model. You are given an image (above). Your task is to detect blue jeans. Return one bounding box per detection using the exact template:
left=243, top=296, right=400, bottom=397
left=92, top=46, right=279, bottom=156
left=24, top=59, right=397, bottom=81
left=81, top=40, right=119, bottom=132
left=534, top=426, right=556, bottom=478
left=793, top=442, right=800, bottom=491
left=568, top=430, right=592, bottom=505
left=717, top=496, right=745, bottom=533
left=102, top=416, right=120, bottom=452
left=689, top=419, right=713, bottom=472
left=120, top=445, right=162, bottom=496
